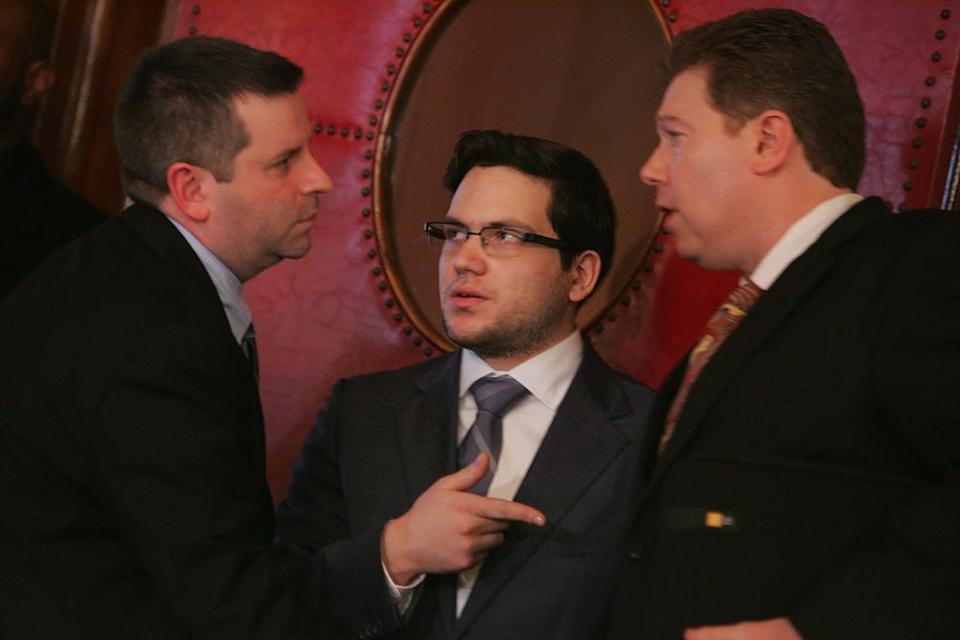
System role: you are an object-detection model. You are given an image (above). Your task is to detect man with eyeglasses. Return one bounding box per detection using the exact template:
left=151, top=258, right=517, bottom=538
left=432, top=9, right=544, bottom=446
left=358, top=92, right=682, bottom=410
left=276, top=130, right=654, bottom=639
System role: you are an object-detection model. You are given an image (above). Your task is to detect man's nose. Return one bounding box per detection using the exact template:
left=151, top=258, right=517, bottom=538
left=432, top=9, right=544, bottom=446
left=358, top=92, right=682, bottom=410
left=640, top=145, right=666, bottom=186
left=303, top=152, right=334, bottom=194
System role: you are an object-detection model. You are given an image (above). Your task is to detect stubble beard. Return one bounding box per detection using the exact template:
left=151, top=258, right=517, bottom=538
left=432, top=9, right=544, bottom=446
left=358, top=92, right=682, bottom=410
left=442, top=278, right=571, bottom=362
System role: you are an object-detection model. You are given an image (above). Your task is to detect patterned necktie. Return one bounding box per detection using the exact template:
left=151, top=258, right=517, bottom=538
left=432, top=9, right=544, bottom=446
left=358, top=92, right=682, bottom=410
left=657, top=279, right=763, bottom=455
left=242, top=323, right=259, bottom=385
left=458, top=375, right=529, bottom=495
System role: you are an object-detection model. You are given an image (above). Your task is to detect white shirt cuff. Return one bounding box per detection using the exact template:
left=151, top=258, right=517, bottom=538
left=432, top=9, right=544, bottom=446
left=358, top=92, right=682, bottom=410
left=381, top=562, right=425, bottom=617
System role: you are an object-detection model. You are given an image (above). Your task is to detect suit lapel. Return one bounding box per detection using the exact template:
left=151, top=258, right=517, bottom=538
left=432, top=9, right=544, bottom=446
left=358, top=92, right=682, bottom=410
left=395, top=352, right=461, bottom=639
left=644, top=198, right=889, bottom=497
left=454, top=347, right=634, bottom=636
left=646, top=198, right=888, bottom=493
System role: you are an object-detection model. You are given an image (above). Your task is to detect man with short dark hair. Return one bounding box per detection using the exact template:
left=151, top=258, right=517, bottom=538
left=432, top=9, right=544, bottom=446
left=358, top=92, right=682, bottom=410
left=606, top=9, right=960, bottom=639
left=276, top=130, right=653, bottom=640
left=0, top=0, right=102, bottom=301
left=0, top=35, right=379, bottom=639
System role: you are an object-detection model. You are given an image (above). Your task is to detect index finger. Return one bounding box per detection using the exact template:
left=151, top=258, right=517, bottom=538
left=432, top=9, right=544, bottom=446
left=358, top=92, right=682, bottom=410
left=468, top=494, right=546, bottom=526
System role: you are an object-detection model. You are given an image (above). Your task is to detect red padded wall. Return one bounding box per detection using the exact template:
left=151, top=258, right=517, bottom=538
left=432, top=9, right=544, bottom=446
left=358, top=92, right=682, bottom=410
left=171, top=0, right=960, bottom=500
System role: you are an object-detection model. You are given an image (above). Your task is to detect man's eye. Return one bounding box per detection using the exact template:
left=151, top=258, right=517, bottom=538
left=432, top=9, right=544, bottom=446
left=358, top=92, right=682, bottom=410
left=492, top=229, right=523, bottom=243
left=444, top=227, right=466, bottom=240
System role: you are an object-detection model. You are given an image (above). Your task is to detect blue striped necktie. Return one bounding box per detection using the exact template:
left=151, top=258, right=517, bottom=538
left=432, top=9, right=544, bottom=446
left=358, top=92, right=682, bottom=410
left=458, top=375, right=529, bottom=495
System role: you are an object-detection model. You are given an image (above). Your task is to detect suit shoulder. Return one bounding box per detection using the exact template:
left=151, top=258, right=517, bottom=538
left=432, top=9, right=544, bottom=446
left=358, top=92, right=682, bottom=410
left=333, top=352, right=457, bottom=398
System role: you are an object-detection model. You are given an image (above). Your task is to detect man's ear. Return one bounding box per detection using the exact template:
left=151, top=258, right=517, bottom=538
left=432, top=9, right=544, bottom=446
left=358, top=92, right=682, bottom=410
left=750, top=109, right=795, bottom=176
left=20, top=61, right=55, bottom=107
left=568, top=250, right=601, bottom=304
left=166, top=162, right=212, bottom=222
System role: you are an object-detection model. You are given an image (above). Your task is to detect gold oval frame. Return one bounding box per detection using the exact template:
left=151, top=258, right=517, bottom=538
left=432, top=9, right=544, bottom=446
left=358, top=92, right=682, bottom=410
left=373, top=0, right=672, bottom=352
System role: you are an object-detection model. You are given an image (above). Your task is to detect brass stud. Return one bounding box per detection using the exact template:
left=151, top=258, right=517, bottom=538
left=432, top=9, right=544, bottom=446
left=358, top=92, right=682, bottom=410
left=661, top=0, right=670, bottom=6
left=916, top=118, right=927, bottom=128
left=364, top=150, right=373, bottom=160
left=314, top=123, right=323, bottom=133
left=668, top=12, right=677, bottom=22
left=340, top=127, right=349, bottom=137
left=327, top=125, right=336, bottom=135
left=386, top=64, right=396, bottom=75
left=192, top=4, right=200, bottom=15
left=366, top=131, right=375, bottom=140
left=367, top=249, right=377, bottom=258
left=353, top=129, right=363, bottom=139
left=912, top=137, right=924, bottom=149
left=942, top=9, right=951, bottom=19
left=362, top=168, right=371, bottom=178
left=393, top=312, right=402, bottom=321
left=607, top=312, right=618, bottom=322
left=363, top=229, right=373, bottom=238
left=909, top=159, right=919, bottom=169
left=403, top=327, right=413, bottom=336
left=362, top=208, right=371, bottom=217
left=381, top=81, right=390, bottom=92
left=620, top=296, right=631, bottom=306
left=422, top=3, right=431, bottom=13
left=936, top=29, right=946, bottom=40
left=395, top=47, right=404, bottom=58
left=188, top=26, right=197, bottom=36
left=413, top=336, right=422, bottom=346
left=413, top=17, right=422, bottom=27
left=903, top=180, right=914, bottom=192
left=921, top=97, right=932, bottom=108
left=361, top=187, right=371, bottom=196
left=371, top=266, right=382, bottom=276
left=642, top=262, right=654, bottom=273
left=369, top=116, right=379, bottom=126
left=653, top=242, right=663, bottom=253
left=631, top=281, right=642, bottom=291
left=403, top=33, right=413, bottom=43
left=377, top=281, right=387, bottom=291
left=375, top=99, right=384, bottom=109
left=932, top=51, right=942, bottom=62
left=385, top=299, right=395, bottom=308
left=424, top=347, right=433, bottom=356
left=925, top=76, right=936, bottom=86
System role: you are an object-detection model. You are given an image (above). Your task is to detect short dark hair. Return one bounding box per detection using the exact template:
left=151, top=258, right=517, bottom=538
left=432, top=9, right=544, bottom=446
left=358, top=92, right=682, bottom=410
left=114, top=36, right=303, bottom=203
left=663, top=9, right=865, bottom=190
left=442, top=130, right=616, bottom=286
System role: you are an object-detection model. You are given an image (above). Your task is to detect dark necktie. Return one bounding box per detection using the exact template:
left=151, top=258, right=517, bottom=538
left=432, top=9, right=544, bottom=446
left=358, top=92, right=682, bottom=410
left=658, top=279, right=762, bottom=455
left=242, top=323, right=259, bottom=385
left=458, top=375, right=529, bottom=495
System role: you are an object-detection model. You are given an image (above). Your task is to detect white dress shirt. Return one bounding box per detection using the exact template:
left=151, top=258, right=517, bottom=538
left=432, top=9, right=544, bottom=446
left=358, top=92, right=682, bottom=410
left=749, top=193, right=863, bottom=289
left=385, top=330, right=585, bottom=617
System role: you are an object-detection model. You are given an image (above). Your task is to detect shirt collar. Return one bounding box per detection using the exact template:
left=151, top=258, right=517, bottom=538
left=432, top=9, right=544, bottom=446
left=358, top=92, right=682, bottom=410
left=459, top=330, right=584, bottom=411
left=749, top=193, right=864, bottom=290
left=167, top=217, right=251, bottom=345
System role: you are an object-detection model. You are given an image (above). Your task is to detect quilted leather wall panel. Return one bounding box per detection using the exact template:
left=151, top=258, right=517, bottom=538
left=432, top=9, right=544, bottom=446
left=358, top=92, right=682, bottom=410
left=171, top=0, right=960, bottom=499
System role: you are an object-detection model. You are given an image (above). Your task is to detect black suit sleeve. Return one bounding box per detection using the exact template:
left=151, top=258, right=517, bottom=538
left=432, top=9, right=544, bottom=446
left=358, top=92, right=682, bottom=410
left=276, top=379, right=402, bottom=636
left=791, top=220, right=960, bottom=638
left=94, top=324, right=393, bottom=639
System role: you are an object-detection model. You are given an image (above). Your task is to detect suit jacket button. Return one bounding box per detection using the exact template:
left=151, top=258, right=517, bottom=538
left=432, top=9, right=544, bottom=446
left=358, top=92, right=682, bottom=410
left=628, top=546, right=641, bottom=559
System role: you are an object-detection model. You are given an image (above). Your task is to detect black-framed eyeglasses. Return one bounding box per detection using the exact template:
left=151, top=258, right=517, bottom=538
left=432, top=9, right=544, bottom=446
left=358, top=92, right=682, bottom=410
left=424, top=221, right=566, bottom=257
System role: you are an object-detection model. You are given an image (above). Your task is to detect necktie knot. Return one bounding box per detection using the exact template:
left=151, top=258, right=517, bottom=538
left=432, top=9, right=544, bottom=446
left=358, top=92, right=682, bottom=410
left=459, top=375, right=528, bottom=495
left=469, top=375, right=529, bottom=417
left=658, top=279, right=763, bottom=455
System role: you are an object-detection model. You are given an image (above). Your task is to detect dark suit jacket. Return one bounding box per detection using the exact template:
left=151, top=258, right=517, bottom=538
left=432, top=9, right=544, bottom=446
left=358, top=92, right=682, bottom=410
left=606, top=197, right=960, bottom=639
left=0, top=138, right=103, bottom=302
left=276, top=345, right=654, bottom=640
left=0, top=204, right=391, bottom=639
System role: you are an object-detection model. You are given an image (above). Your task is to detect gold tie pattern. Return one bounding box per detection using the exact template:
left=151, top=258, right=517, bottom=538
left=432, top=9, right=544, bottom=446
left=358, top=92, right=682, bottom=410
left=657, top=279, right=763, bottom=455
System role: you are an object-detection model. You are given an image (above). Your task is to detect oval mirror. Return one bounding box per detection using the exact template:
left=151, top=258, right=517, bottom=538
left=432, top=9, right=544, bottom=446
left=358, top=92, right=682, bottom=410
left=375, top=0, right=670, bottom=350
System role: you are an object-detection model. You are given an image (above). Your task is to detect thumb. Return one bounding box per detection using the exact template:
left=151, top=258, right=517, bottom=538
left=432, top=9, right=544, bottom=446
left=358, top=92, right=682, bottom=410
left=434, top=453, right=488, bottom=491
